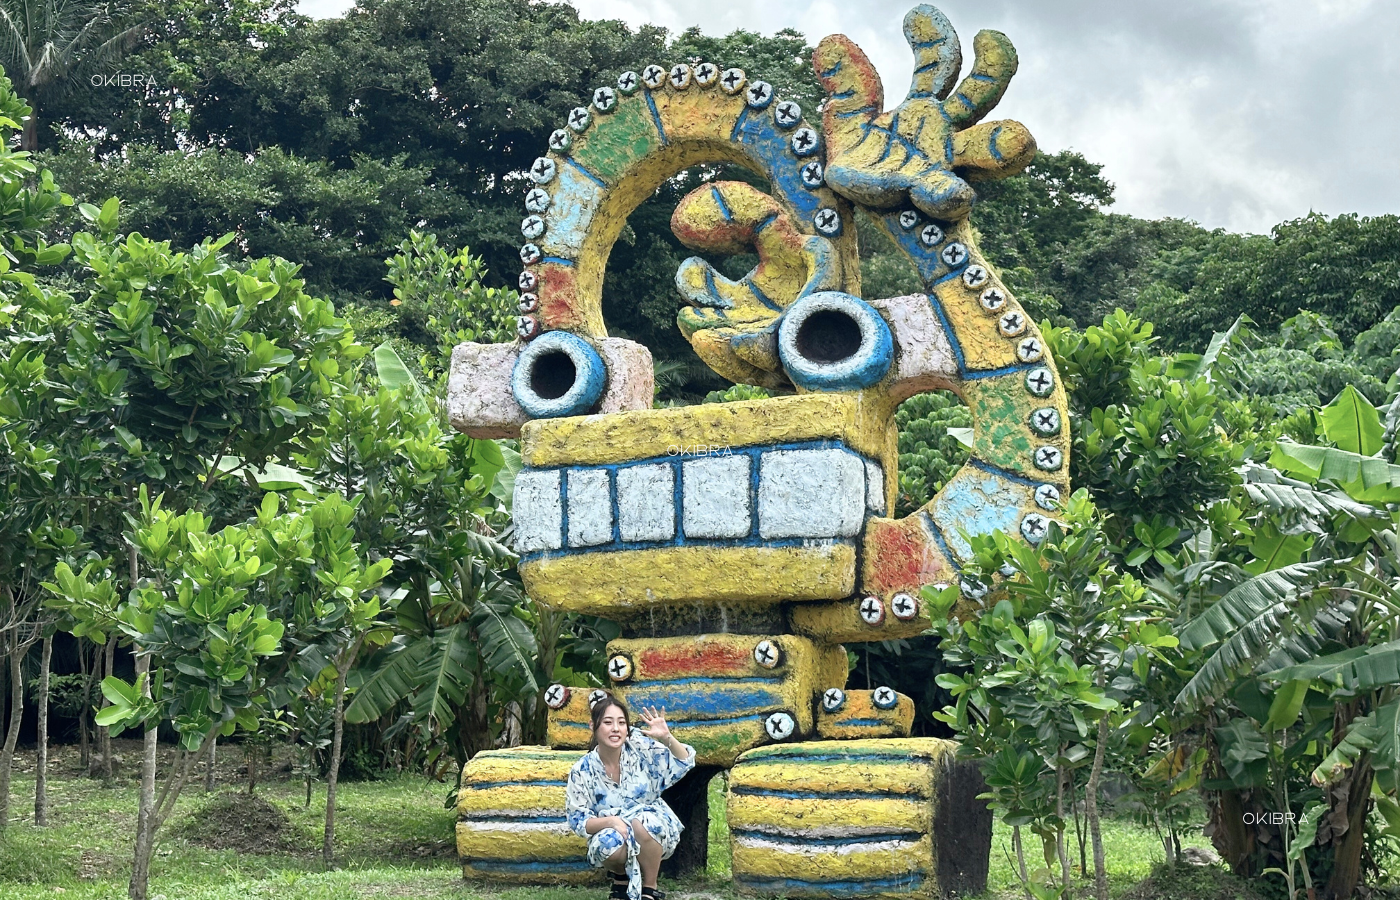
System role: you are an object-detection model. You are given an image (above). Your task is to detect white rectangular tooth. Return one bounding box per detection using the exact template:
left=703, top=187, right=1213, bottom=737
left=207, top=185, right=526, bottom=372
left=682, top=455, right=752, bottom=539
left=513, top=470, right=562, bottom=552
left=758, top=449, right=865, bottom=539
left=616, top=463, right=675, bottom=542
left=865, top=459, right=887, bottom=516
left=566, top=468, right=613, bottom=547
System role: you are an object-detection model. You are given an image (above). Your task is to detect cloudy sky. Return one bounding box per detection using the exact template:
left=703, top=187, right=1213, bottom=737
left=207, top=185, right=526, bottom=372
left=297, top=0, right=1399, bottom=234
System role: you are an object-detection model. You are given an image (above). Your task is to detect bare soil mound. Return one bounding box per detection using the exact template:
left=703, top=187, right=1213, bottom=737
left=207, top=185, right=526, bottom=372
left=177, top=791, right=309, bottom=854
left=1119, top=862, right=1268, bottom=900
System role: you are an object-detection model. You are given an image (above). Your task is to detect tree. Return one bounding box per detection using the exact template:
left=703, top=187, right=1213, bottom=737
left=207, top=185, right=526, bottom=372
left=0, top=0, right=144, bottom=150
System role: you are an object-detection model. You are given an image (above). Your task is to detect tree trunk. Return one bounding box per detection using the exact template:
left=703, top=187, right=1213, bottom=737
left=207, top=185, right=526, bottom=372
left=205, top=738, right=215, bottom=791
left=1054, top=760, right=1071, bottom=893
left=128, top=652, right=158, bottom=900
left=101, top=639, right=116, bottom=783
left=323, top=639, right=363, bottom=869
left=1086, top=716, right=1109, bottom=900
left=1013, top=826, right=1032, bottom=900
left=20, top=108, right=36, bottom=152
left=0, top=644, right=25, bottom=831
left=35, top=634, right=52, bottom=826
left=247, top=743, right=257, bottom=795
left=131, top=732, right=216, bottom=900
left=79, top=639, right=94, bottom=771
left=1323, top=756, right=1374, bottom=900
left=661, top=765, right=720, bottom=879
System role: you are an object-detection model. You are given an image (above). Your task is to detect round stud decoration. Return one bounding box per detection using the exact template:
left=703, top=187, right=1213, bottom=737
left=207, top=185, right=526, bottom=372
left=588, top=688, right=608, bottom=709
left=872, top=686, right=899, bottom=710
left=668, top=63, right=692, bottom=89
left=919, top=223, right=944, bottom=247
left=891, top=592, right=918, bottom=620
left=940, top=242, right=969, bottom=267
left=961, top=577, right=989, bottom=602
left=524, top=187, right=551, bottom=214
left=999, top=561, right=1017, bottom=577
left=1034, top=446, right=1064, bottom=472
left=813, top=207, right=842, bottom=236
left=694, top=62, right=718, bottom=87
left=518, top=293, right=539, bottom=313
left=510, top=330, right=608, bottom=418
left=518, top=270, right=539, bottom=292
left=567, top=107, right=591, bottom=132
left=719, top=68, right=747, bottom=94
left=1017, top=336, right=1044, bottom=363
left=980, top=287, right=1007, bottom=313
left=899, top=210, right=921, bottom=231
left=753, top=640, right=780, bottom=668
left=746, top=80, right=774, bottom=108
left=778, top=291, right=893, bottom=391
left=822, top=688, right=846, bottom=713
left=517, top=315, right=539, bottom=340
left=547, top=129, right=572, bottom=153
left=607, top=654, right=633, bottom=682
left=1035, top=483, right=1062, bottom=511
left=592, top=87, right=617, bottom=112
left=858, top=595, right=885, bottom=625
left=774, top=100, right=802, bottom=128
left=1021, top=513, right=1051, bottom=544
left=1030, top=407, right=1060, bottom=436
left=544, top=684, right=570, bottom=710
left=521, top=215, right=546, bottom=240
left=1026, top=366, right=1055, bottom=397
left=528, top=157, right=556, bottom=185
left=641, top=65, right=666, bottom=89
left=519, top=243, right=542, bottom=265
left=616, top=72, right=640, bottom=94
left=764, top=711, right=796, bottom=741
left=791, top=127, right=820, bottom=156
left=998, top=311, right=1026, bottom=337
left=801, top=161, right=824, bottom=189
left=962, top=265, right=990, bottom=288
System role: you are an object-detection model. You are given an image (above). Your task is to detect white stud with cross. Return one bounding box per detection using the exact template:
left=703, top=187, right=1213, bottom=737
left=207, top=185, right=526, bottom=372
left=617, top=72, right=639, bottom=94
left=1021, top=513, right=1050, bottom=543
left=607, top=655, right=633, bottom=682
left=1026, top=367, right=1054, bottom=397
left=891, top=593, right=918, bottom=620
left=588, top=689, right=607, bottom=709
left=899, top=210, right=920, bottom=231
left=593, top=87, right=618, bottom=111
left=669, top=64, right=692, bottom=89
left=1030, top=408, right=1060, bottom=436
left=521, top=215, right=546, bottom=240
left=920, top=223, right=944, bottom=247
left=775, top=101, right=802, bottom=128
left=764, top=712, right=796, bottom=740
left=1034, top=446, right=1063, bottom=471
left=1017, top=337, right=1044, bottom=363
left=822, top=688, right=846, bottom=712
left=872, top=686, right=898, bottom=709
left=568, top=107, right=591, bottom=132
left=528, top=157, right=556, bottom=185
left=720, top=68, right=747, bottom=94
left=753, top=640, right=780, bottom=668
left=940, top=242, right=968, bottom=266
left=746, top=81, right=773, bottom=108
left=814, top=208, right=841, bottom=236
left=642, top=65, right=666, bottom=89
left=801, top=161, right=824, bottom=188
left=962, top=265, right=990, bottom=288
left=544, top=684, right=570, bottom=709
left=694, top=63, right=718, bottom=87
left=858, top=595, right=885, bottom=625
left=1035, top=483, right=1061, bottom=511
left=791, top=127, right=819, bottom=156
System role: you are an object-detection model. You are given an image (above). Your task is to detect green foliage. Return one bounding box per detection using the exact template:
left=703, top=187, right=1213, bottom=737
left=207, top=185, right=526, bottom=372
left=701, top=383, right=771, bottom=404
left=893, top=391, right=970, bottom=516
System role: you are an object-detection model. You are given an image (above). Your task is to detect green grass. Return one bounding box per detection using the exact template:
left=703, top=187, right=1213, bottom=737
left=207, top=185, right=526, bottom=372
left=0, top=743, right=1205, bottom=899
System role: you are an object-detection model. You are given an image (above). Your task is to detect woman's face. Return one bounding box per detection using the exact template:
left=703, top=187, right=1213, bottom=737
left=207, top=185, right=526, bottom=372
left=595, top=706, right=628, bottom=751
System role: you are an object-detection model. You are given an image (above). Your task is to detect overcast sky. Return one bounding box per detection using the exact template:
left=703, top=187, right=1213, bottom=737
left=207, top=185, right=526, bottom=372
left=297, top=0, right=1399, bottom=234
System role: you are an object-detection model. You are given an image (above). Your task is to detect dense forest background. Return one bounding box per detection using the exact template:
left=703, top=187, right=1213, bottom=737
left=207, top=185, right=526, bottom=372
left=25, top=0, right=1399, bottom=405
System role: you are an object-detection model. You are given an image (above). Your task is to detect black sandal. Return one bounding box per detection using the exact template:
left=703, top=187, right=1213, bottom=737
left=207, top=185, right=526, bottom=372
left=608, top=872, right=628, bottom=900
left=642, top=887, right=666, bottom=900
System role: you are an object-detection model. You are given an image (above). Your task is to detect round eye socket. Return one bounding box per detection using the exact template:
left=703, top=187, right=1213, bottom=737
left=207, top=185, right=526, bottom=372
left=777, top=292, right=893, bottom=391
left=510, top=331, right=607, bottom=419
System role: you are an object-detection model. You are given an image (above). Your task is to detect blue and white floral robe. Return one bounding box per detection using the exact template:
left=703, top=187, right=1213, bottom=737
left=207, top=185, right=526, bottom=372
left=565, top=729, right=697, bottom=900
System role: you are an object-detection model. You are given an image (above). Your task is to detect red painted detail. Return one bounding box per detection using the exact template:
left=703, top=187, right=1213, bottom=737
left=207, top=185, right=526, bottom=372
left=863, top=517, right=952, bottom=596
left=639, top=642, right=753, bottom=678
left=536, top=263, right=587, bottom=331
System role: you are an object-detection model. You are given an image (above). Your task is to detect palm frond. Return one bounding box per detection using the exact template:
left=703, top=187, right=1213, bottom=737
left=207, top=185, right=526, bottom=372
left=1265, top=640, right=1400, bottom=693
left=1175, top=562, right=1329, bottom=709
left=1241, top=464, right=1383, bottom=523
left=409, top=621, right=477, bottom=728
left=1312, top=697, right=1400, bottom=787
left=468, top=592, right=539, bottom=693
left=343, top=637, right=428, bottom=724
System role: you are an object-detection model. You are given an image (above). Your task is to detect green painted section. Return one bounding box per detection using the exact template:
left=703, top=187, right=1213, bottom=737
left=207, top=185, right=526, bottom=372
left=571, top=99, right=663, bottom=186
left=967, top=382, right=1035, bottom=471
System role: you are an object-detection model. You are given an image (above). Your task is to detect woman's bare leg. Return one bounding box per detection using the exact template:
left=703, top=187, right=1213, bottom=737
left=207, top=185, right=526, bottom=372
left=604, top=844, right=627, bottom=875
left=632, top=818, right=663, bottom=888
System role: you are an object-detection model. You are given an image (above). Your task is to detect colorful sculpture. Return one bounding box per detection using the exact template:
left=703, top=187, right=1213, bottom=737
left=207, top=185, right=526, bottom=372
left=453, top=5, right=1066, bottom=897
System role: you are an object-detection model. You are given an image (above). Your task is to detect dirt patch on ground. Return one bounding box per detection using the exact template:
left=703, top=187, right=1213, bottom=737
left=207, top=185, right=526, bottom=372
left=176, top=791, right=311, bottom=854
left=386, top=836, right=458, bottom=862
left=1119, top=861, right=1269, bottom=900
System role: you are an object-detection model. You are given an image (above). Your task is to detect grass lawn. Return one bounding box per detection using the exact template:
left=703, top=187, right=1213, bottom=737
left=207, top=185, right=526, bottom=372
left=0, top=741, right=1231, bottom=899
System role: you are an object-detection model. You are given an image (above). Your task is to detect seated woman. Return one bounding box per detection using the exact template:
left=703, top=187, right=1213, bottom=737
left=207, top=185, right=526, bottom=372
left=565, top=695, right=697, bottom=900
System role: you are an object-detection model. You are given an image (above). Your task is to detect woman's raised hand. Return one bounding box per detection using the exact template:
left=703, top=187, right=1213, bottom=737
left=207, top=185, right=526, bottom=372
left=639, top=705, right=671, bottom=741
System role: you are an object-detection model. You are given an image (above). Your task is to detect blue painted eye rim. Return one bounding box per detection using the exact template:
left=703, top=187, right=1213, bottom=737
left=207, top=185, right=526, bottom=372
left=511, top=330, right=607, bottom=419
left=776, top=292, right=894, bottom=391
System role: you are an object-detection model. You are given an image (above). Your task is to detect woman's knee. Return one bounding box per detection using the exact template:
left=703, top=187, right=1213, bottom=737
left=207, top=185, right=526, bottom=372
left=605, top=844, right=627, bottom=866
left=631, top=819, right=659, bottom=846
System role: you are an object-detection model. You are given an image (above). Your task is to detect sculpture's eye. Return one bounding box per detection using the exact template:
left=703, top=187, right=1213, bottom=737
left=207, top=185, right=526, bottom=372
left=510, top=331, right=608, bottom=418
left=777, top=291, right=893, bottom=391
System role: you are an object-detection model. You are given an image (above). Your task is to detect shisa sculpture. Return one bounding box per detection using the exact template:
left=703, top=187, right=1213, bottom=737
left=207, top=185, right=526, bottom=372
left=452, top=5, right=1068, bottom=897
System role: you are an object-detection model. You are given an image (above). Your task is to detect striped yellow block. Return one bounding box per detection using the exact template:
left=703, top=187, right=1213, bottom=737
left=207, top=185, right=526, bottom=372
left=608, top=634, right=821, bottom=766
left=817, top=689, right=914, bottom=740
left=545, top=687, right=593, bottom=750
left=457, top=747, right=593, bottom=884
left=727, top=739, right=991, bottom=899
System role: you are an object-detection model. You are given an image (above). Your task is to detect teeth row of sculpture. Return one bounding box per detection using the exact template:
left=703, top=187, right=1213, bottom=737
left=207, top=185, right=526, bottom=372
left=451, top=5, right=1067, bottom=897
